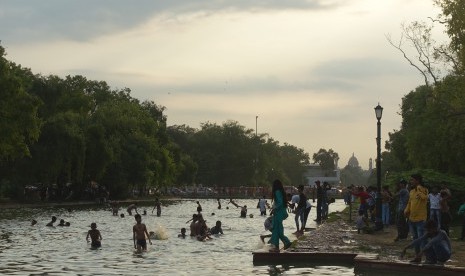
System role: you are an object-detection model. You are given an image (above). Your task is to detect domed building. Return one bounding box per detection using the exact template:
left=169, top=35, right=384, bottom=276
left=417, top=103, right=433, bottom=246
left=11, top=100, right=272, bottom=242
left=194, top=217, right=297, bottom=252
left=347, top=153, right=360, bottom=168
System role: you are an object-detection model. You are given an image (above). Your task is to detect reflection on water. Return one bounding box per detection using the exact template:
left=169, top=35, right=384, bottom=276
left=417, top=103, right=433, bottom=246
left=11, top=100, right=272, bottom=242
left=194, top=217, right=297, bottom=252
left=0, top=199, right=351, bottom=275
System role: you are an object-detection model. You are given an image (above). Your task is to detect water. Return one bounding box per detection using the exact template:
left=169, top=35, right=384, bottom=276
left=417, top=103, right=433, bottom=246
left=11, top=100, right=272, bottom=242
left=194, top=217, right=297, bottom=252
left=0, top=199, right=352, bottom=275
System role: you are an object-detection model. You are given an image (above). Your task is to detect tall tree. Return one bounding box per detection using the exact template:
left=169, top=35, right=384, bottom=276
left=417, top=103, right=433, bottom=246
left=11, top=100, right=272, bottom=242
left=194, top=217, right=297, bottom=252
left=0, top=45, right=41, bottom=161
left=312, top=148, right=339, bottom=173
left=435, top=0, right=465, bottom=74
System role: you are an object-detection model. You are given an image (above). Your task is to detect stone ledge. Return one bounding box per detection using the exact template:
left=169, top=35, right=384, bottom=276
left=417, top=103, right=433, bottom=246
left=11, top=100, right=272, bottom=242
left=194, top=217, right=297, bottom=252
left=252, top=251, right=358, bottom=265
left=252, top=251, right=465, bottom=275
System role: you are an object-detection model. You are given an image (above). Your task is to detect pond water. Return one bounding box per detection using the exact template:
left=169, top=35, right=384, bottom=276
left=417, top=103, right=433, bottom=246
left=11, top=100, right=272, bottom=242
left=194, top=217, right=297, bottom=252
left=0, top=199, right=353, bottom=275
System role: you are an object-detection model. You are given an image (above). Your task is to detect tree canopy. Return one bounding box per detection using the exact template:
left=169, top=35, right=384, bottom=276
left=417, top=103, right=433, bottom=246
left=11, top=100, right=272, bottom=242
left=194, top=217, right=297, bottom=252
left=0, top=44, right=316, bottom=200
left=383, top=0, right=465, bottom=191
left=0, top=47, right=41, bottom=161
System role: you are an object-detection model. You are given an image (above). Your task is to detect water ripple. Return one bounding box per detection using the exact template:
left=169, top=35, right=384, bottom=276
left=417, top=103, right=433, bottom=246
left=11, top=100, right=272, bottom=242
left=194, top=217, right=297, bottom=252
left=0, top=199, right=349, bottom=275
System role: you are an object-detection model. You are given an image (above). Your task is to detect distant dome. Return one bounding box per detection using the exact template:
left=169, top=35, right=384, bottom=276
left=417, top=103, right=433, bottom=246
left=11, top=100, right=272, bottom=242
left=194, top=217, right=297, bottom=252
left=348, top=153, right=359, bottom=167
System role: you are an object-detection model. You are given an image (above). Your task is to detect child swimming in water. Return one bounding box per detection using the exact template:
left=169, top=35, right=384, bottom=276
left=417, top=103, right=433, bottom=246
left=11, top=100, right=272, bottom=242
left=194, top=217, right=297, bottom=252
left=46, top=216, right=57, bottom=227
left=178, top=228, right=187, bottom=238
left=86, top=223, right=102, bottom=248
left=210, top=221, right=224, bottom=235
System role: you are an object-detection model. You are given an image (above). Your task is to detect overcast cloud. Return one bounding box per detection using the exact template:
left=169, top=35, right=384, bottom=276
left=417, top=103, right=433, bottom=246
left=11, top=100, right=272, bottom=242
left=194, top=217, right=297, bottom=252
left=0, top=0, right=445, bottom=169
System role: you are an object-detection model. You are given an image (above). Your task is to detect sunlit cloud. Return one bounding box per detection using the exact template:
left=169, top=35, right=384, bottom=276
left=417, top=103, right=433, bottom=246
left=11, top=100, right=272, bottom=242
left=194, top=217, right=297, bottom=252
left=1, top=0, right=445, bottom=168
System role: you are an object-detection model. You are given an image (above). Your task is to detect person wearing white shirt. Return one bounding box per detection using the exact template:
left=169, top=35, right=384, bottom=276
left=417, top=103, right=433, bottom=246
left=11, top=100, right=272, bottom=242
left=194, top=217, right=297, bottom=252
left=428, top=187, right=441, bottom=229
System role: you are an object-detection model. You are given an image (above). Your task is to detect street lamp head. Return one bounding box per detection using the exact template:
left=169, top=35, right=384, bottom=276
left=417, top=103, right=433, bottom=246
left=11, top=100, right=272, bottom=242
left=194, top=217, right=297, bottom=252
left=374, top=103, right=383, bottom=120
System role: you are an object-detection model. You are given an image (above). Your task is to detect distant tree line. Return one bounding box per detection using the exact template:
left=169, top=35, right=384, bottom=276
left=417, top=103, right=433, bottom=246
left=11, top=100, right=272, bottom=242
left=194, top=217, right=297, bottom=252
left=0, top=45, right=315, bottom=200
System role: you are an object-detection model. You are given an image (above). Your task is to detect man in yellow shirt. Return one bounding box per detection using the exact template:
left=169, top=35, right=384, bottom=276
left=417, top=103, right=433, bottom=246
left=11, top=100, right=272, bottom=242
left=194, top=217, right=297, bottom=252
left=404, top=173, right=429, bottom=255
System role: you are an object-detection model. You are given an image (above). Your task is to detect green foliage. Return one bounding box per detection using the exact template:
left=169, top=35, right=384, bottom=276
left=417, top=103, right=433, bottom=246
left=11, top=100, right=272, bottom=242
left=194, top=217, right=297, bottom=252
left=384, top=1, right=465, bottom=198
left=0, top=45, right=181, bottom=199
left=435, top=0, right=465, bottom=73
left=384, top=130, right=412, bottom=172
left=340, top=164, right=368, bottom=187
left=312, top=148, right=339, bottom=173
left=0, top=44, right=314, bottom=200
left=386, top=77, right=465, bottom=176
left=167, top=121, right=310, bottom=188
left=0, top=45, right=41, bottom=160
left=386, top=168, right=465, bottom=217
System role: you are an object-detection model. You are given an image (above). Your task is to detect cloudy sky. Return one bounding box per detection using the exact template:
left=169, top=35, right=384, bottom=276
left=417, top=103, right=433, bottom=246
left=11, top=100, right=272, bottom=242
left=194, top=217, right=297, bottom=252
left=1, top=0, right=446, bottom=169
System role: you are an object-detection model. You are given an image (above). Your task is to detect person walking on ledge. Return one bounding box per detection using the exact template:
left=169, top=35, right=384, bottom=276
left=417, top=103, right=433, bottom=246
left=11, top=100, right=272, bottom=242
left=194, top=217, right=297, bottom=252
left=268, top=179, right=291, bottom=252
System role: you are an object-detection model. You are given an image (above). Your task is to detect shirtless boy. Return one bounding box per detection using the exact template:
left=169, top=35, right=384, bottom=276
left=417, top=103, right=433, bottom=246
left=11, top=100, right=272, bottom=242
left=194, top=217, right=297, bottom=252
left=86, top=222, right=102, bottom=248
left=178, top=228, right=187, bottom=238
left=133, top=214, right=152, bottom=252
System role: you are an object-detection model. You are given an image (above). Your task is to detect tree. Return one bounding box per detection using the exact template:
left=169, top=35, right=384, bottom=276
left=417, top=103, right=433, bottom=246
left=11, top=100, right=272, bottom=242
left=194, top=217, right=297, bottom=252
left=384, top=129, right=412, bottom=172
left=387, top=21, right=443, bottom=87
left=383, top=0, right=465, bottom=177
left=0, top=45, right=41, bottom=161
left=340, top=164, right=367, bottom=187
left=312, top=148, right=339, bottom=173
left=435, top=0, right=465, bottom=74
left=166, top=124, right=198, bottom=186
left=190, top=121, right=257, bottom=187
left=277, top=143, right=310, bottom=185
left=0, top=44, right=320, bottom=199
left=89, top=95, right=175, bottom=197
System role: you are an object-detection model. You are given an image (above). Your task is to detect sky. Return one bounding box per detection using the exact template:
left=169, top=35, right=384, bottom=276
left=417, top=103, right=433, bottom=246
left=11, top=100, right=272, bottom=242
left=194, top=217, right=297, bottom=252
left=0, top=0, right=447, bottom=169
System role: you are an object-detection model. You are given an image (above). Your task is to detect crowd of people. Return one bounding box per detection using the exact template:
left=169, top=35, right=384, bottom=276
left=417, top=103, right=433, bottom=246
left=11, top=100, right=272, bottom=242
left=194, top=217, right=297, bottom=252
left=30, top=174, right=463, bottom=265
left=349, top=173, right=463, bottom=265
left=263, top=179, right=336, bottom=251
left=30, top=178, right=342, bottom=254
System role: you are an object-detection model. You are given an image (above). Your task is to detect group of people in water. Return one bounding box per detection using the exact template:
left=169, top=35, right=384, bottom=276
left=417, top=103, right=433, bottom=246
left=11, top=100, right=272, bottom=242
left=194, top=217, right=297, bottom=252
left=29, top=176, right=465, bottom=267
left=29, top=178, right=330, bottom=254
left=87, top=189, right=288, bottom=252
left=32, top=214, right=71, bottom=228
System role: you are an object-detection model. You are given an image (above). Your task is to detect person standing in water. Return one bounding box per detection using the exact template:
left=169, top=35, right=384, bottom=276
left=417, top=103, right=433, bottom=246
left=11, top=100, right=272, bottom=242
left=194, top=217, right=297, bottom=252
left=152, top=198, right=162, bottom=217
left=258, top=196, right=268, bottom=216
left=86, top=222, right=102, bottom=248
left=133, top=214, right=152, bottom=252
left=268, top=179, right=292, bottom=252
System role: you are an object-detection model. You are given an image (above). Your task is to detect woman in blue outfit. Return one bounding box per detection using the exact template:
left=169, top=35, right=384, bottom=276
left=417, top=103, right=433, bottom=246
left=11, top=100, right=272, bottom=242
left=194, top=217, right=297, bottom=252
left=268, top=179, right=292, bottom=252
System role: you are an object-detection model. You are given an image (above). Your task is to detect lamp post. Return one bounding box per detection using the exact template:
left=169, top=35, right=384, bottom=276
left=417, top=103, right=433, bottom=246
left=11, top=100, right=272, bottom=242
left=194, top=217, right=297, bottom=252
left=255, top=116, right=258, bottom=137
left=374, top=103, right=383, bottom=231
left=255, top=116, right=259, bottom=181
